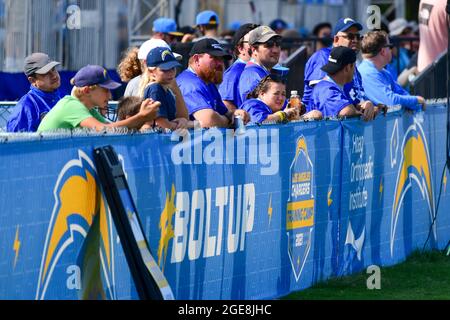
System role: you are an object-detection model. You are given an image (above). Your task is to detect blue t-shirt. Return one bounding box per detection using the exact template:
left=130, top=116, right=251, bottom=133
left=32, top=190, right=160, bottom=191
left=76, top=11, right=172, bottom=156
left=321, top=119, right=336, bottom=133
left=218, top=59, right=246, bottom=108
left=238, top=62, right=269, bottom=106
left=143, top=83, right=176, bottom=121
left=7, top=86, right=61, bottom=132
left=358, top=59, right=420, bottom=110
left=309, top=78, right=354, bottom=118
left=303, top=47, right=366, bottom=108
left=241, top=98, right=273, bottom=123
left=176, top=69, right=228, bottom=120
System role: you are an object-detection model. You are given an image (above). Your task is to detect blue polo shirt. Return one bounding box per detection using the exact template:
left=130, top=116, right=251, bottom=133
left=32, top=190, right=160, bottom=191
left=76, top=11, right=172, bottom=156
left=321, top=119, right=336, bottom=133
left=238, top=61, right=269, bottom=105
left=240, top=98, right=273, bottom=123
left=358, top=59, right=420, bottom=110
left=219, top=59, right=246, bottom=108
left=7, top=85, right=62, bottom=132
left=143, top=83, right=177, bottom=121
left=176, top=68, right=228, bottom=120
left=303, top=47, right=365, bottom=108
left=309, top=77, right=354, bottom=118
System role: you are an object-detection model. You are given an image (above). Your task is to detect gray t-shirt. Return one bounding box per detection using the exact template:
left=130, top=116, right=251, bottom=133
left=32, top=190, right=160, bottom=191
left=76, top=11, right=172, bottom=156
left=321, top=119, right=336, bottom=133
left=124, top=75, right=142, bottom=97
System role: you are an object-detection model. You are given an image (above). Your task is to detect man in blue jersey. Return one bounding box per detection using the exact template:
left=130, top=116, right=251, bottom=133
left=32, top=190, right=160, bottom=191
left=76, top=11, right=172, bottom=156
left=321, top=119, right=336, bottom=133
left=359, top=31, right=425, bottom=111
left=310, top=46, right=375, bottom=120
left=177, top=38, right=249, bottom=128
left=238, top=25, right=282, bottom=105
left=303, top=17, right=368, bottom=110
left=219, top=23, right=259, bottom=112
left=7, top=52, right=62, bottom=132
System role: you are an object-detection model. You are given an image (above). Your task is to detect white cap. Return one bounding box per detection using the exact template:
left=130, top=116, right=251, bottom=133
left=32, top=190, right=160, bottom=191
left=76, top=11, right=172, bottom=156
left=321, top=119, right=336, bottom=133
left=291, top=90, right=298, bottom=96
left=138, top=39, right=182, bottom=61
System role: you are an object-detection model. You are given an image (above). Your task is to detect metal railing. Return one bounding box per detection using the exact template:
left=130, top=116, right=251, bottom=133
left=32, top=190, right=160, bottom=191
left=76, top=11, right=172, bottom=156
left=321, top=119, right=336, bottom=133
left=411, top=50, right=448, bottom=99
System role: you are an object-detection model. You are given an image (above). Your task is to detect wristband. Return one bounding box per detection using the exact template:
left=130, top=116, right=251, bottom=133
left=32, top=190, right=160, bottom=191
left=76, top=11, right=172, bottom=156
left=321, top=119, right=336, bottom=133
left=276, top=111, right=287, bottom=122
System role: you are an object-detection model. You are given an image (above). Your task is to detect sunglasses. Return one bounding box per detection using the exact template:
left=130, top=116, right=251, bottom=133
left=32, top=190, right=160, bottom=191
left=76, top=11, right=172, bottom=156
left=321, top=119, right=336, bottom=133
left=338, top=33, right=363, bottom=41
left=383, top=44, right=394, bottom=49
left=263, top=38, right=282, bottom=48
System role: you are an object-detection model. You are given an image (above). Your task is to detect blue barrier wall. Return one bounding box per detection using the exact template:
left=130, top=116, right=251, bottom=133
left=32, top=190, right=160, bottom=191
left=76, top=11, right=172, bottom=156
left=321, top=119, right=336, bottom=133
left=0, top=105, right=449, bottom=300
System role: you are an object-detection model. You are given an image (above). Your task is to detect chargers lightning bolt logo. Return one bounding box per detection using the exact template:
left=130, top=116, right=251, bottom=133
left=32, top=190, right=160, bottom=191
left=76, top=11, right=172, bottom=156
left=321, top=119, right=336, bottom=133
left=36, top=150, right=115, bottom=300
left=391, top=120, right=435, bottom=256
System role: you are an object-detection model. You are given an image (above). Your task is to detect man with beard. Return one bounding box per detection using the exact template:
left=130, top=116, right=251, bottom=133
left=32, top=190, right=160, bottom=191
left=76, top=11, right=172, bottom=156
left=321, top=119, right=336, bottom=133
left=7, top=52, right=62, bottom=132
left=302, top=18, right=371, bottom=115
left=177, top=38, right=250, bottom=128
left=238, top=26, right=282, bottom=106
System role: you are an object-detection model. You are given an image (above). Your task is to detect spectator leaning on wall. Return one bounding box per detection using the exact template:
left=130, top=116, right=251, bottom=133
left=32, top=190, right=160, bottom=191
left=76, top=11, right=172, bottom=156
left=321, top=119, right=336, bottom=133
left=7, top=53, right=62, bottom=132
left=37, top=65, right=160, bottom=132
left=359, top=31, right=426, bottom=111
left=177, top=38, right=249, bottom=128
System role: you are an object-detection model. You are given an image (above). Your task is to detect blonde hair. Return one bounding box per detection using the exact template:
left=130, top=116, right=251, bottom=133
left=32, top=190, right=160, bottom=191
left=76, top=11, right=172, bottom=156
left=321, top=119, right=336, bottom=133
left=137, top=66, right=157, bottom=97
left=71, top=83, right=99, bottom=99
left=117, top=47, right=142, bottom=82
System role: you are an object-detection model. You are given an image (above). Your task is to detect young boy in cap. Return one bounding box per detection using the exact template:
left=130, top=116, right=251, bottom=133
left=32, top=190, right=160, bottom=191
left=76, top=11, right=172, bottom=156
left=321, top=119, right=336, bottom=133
left=7, top=52, right=61, bottom=132
left=238, top=25, right=282, bottom=105
left=176, top=38, right=249, bottom=128
left=309, top=46, right=374, bottom=120
left=38, top=65, right=160, bottom=132
left=218, top=23, right=259, bottom=112
left=142, top=47, right=195, bottom=130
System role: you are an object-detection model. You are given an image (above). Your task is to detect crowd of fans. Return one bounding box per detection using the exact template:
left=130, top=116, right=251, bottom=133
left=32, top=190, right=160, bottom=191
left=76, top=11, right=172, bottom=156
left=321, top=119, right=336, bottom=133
left=5, top=0, right=449, bottom=133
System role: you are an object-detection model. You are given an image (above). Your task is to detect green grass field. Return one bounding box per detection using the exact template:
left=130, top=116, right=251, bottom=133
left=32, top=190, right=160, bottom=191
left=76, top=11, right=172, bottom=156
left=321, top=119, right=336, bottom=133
left=284, top=250, right=450, bottom=300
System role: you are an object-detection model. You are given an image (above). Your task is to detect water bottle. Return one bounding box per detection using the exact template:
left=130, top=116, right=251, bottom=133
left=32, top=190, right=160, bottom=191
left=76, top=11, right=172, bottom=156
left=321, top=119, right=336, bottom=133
left=289, top=90, right=305, bottom=115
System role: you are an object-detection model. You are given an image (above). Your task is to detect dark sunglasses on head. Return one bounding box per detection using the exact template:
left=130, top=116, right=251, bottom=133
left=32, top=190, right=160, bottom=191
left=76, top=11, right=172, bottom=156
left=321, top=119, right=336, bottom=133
left=263, top=38, right=282, bottom=48
left=383, top=43, right=394, bottom=49
left=339, top=33, right=363, bottom=41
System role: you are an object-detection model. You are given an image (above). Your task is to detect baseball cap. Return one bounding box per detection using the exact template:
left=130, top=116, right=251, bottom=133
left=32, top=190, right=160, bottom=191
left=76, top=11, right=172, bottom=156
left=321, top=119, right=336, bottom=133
left=138, top=39, right=183, bottom=61
left=24, top=52, right=60, bottom=76
left=146, top=47, right=182, bottom=70
left=153, top=18, right=184, bottom=36
left=71, top=65, right=121, bottom=90
left=321, top=46, right=356, bottom=74
left=333, top=17, right=363, bottom=35
left=232, top=23, right=259, bottom=47
left=196, top=10, right=220, bottom=26
left=190, top=38, right=232, bottom=60
left=388, top=18, right=412, bottom=36
left=269, top=19, right=289, bottom=31
left=249, top=26, right=281, bottom=46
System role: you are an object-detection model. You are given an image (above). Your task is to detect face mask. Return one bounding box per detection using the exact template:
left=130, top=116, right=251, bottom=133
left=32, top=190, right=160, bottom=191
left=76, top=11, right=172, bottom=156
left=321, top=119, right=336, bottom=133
left=320, top=37, right=333, bottom=47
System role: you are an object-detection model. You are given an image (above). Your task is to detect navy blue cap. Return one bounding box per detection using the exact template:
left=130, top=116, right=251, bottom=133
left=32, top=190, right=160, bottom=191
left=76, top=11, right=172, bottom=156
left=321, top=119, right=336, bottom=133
left=146, top=47, right=182, bottom=70
left=269, top=19, right=288, bottom=31
left=196, top=10, right=219, bottom=26
left=71, top=65, right=121, bottom=89
left=333, top=17, right=363, bottom=35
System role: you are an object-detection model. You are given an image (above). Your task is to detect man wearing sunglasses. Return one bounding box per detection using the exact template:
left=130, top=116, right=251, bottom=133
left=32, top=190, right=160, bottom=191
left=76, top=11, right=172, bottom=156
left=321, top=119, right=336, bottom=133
left=359, top=31, right=426, bottom=111
left=238, top=26, right=282, bottom=106
left=303, top=17, right=371, bottom=116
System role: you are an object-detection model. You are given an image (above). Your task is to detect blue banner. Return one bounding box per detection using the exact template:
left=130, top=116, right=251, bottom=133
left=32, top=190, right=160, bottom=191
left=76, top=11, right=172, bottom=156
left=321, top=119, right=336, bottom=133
left=0, top=105, right=449, bottom=300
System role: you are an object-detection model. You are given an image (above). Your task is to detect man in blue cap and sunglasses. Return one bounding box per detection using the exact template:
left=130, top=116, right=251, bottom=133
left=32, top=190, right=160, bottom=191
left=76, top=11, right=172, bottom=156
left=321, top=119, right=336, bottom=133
left=303, top=17, right=374, bottom=120
left=38, top=65, right=160, bottom=132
